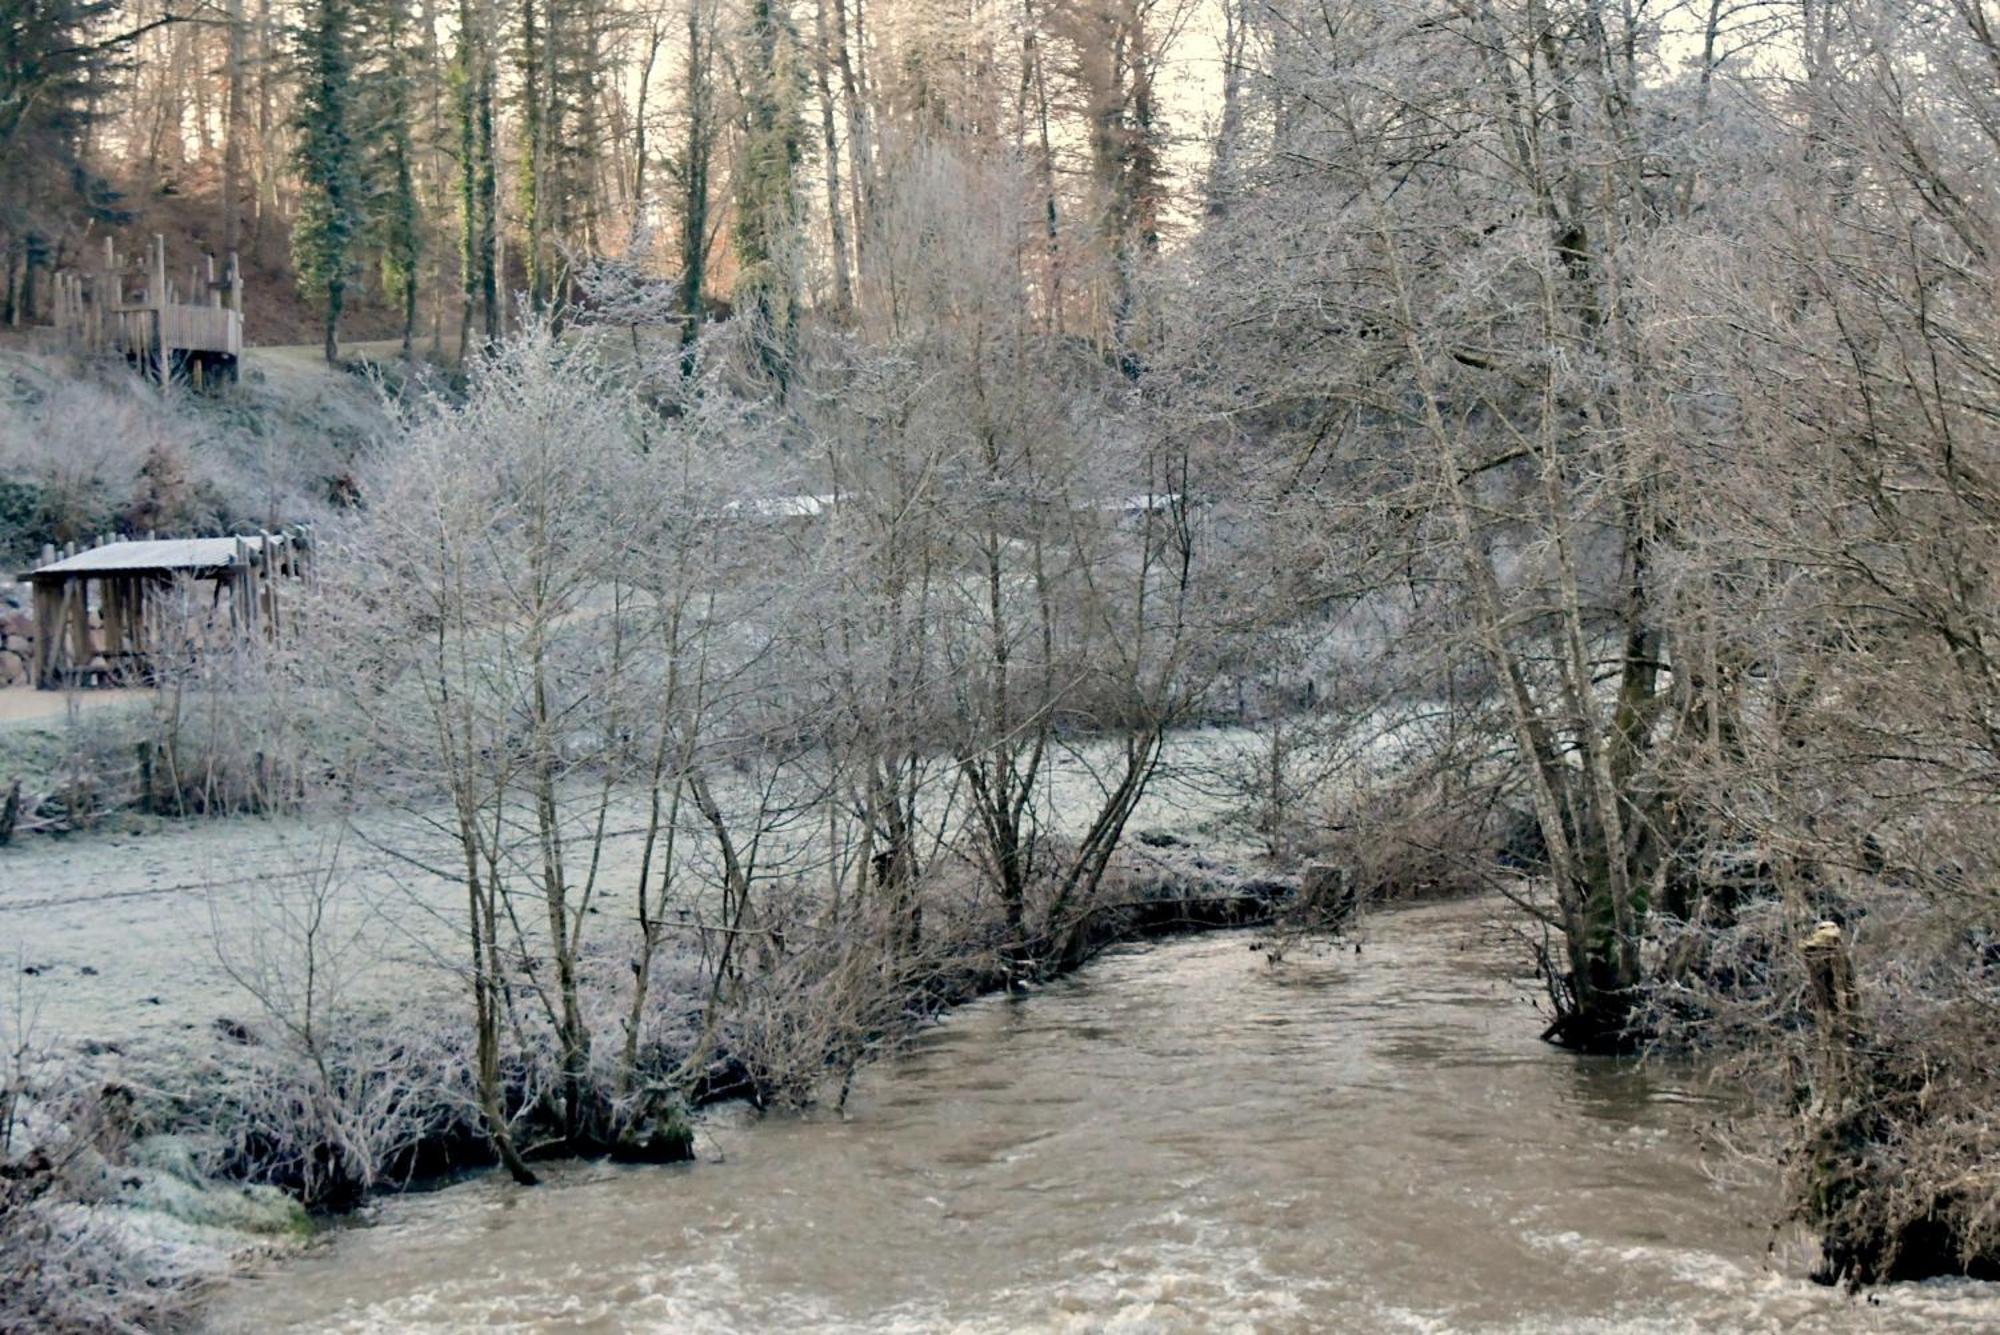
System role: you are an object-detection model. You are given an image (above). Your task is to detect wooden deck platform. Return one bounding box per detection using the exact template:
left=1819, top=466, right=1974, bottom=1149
left=48, top=235, right=244, bottom=386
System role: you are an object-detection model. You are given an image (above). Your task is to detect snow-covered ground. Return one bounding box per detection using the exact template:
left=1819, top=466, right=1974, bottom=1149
left=0, top=727, right=1271, bottom=1064
left=4, top=810, right=435, bottom=1055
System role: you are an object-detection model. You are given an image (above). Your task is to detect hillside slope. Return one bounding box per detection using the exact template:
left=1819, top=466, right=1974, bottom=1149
left=0, top=337, right=397, bottom=567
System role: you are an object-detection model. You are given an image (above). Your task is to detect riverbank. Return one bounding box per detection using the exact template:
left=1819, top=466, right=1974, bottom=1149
left=1, top=822, right=1303, bottom=1332
left=200, top=898, right=2000, bottom=1333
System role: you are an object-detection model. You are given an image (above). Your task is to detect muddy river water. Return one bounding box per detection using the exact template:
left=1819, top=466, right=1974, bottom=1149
left=204, top=899, right=2000, bottom=1332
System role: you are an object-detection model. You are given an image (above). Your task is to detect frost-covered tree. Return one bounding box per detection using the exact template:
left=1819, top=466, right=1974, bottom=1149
left=797, top=142, right=1210, bottom=960
left=1186, top=0, right=1699, bottom=1050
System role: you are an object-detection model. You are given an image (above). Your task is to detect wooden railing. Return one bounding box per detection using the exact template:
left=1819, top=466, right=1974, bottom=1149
left=116, top=303, right=243, bottom=361
left=48, top=234, right=244, bottom=364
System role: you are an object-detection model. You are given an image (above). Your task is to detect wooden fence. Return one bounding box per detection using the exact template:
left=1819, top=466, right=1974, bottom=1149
left=47, top=234, right=244, bottom=383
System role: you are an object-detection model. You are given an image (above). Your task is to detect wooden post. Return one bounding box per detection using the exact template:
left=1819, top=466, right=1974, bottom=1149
left=259, top=531, right=280, bottom=637
left=101, top=577, right=120, bottom=672
left=130, top=578, right=148, bottom=661
left=1802, top=920, right=1856, bottom=1086
left=56, top=577, right=88, bottom=684
left=32, top=582, right=60, bottom=688
left=77, top=576, right=94, bottom=676
left=233, top=536, right=254, bottom=635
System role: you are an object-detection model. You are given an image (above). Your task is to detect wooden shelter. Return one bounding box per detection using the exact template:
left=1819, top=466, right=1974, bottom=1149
left=19, top=532, right=308, bottom=689
left=47, top=235, right=244, bottom=388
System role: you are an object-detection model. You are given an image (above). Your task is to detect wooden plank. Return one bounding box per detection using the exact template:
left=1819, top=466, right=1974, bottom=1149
left=32, top=583, right=60, bottom=688
left=259, top=531, right=280, bottom=637
left=50, top=577, right=80, bottom=684
left=69, top=576, right=92, bottom=680
left=234, top=536, right=254, bottom=635
left=148, top=303, right=241, bottom=356
left=101, top=577, right=122, bottom=665
left=129, top=578, right=148, bottom=658
left=45, top=234, right=245, bottom=364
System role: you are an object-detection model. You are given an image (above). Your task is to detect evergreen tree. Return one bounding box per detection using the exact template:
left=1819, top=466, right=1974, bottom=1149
left=515, top=0, right=605, bottom=317
left=672, top=0, right=717, bottom=374
left=292, top=0, right=362, bottom=362
left=358, top=0, right=421, bottom=356
left=548, top=0, right=605, bottom=281
left=454, top=0, right=482, bottom=355
left=514, top=0, right=546, bottom=309
left=456, top=0, right=500, bottom=349
left=0, top=0, right=127, bottom=317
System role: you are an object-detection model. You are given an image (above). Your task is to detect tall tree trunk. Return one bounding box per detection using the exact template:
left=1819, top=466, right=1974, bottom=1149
left=456, top=0, right=480, bottom=358
left=518, top=0, right=546, bottom=311
left=829, top=0, right=870, bottom=271
left=631, top=18, right=663, bottom=207
left=223, top=0, right=246, bottom=258
left=812, top=0, right=851, bottom=315
left=1204, top=0, right=1245, bottom=218
left=477, top=3, right=500, bottom=344
left=1022, top=0, right=1061, bottom=332
left=255, top=0, right=278, bottom=250
left=676, top=0, right=712, bottom=372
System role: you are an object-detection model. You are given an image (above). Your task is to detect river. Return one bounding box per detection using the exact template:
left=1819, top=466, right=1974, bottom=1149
left=202, top=899, right=1999, bottom=1332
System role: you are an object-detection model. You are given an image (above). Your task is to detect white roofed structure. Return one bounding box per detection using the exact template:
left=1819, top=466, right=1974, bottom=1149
left=18, top=531, right=310, bottom=689
left=26, top=536, right=286, bottom=580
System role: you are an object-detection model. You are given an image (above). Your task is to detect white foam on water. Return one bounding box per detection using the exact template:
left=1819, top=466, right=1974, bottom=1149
left=197, top=904, right=2000, bottom=1334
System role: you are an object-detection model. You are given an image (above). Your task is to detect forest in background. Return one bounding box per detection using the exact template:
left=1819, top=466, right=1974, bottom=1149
left=4, top=0, right=2000, bottom=1322
left=2, top=0, right=1215, bottom=355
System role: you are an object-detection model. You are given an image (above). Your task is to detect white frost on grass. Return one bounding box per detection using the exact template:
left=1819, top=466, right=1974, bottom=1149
left=0, top=726, right=1265, bottom=1066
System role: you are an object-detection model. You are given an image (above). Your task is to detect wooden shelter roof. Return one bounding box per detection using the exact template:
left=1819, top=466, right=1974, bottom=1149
left=22, top=535, right=286, bottom=583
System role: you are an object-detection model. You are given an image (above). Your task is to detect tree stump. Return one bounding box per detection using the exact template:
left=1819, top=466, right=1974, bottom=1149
left=1802, top=919, right=1856, bottom=1081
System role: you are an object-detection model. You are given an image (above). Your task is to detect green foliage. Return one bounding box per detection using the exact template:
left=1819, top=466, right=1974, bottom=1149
left=0, top=477, right=45, bottom=558
left=732, top=0, right=808, bottom=387
left=290, top=0, right=362, bottom=360
left=355, top=0, right=420, bottom=349
left=0, top=0, right=127, bottom=254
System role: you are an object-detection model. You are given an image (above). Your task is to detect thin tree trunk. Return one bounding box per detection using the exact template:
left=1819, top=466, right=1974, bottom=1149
left=813, top=0, right=852, bottom=314
left=223, top=0, right=246, bottom=258
left=830, top=0, right=871, bottom=272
